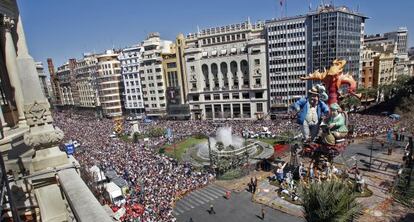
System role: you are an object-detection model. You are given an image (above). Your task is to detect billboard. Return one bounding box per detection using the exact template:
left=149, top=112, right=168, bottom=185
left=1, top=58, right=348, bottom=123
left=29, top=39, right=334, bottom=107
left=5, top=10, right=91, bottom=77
left=166, top=87, right=181, bottom=105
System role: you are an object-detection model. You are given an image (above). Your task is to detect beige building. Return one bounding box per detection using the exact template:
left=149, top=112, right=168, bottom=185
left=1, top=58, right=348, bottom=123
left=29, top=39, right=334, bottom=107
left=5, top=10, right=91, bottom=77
left=184, top=21, right=268, bottom=120
left=97, top=50, right=123, bottom=118
left=75, top=53, right=99, bottom=108
left=162, top=34, right=190, bottom=119
left=373, top=50, right=395, bottom=87
left=139, top=33, right=172, bottom=117
left=361, top=47, right=376, bottom=88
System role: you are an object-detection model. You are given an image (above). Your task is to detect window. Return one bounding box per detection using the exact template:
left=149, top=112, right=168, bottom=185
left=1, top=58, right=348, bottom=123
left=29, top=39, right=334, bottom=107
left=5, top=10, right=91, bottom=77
left=204, top=95, right=211, bottom=100
left=256, top=103, right=263, bottom=112
left=167, top=62, right=177, bottom=68
left=213, top=94, right=220, bottom=100
left=192, top=95, right=199, bottom=101
left=254, top=59, right=260, bottom=65
left=255, top=92, right=263, bottom=99
left=232, top=93, right=239, bottom=99
left=223, top=93, right=229, bottom=100
left=242, top=93, right=249, bottom=99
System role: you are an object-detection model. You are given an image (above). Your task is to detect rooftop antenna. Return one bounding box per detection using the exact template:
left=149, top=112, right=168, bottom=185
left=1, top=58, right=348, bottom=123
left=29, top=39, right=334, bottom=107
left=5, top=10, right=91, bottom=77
left=279, top=0, right=285, bottom=18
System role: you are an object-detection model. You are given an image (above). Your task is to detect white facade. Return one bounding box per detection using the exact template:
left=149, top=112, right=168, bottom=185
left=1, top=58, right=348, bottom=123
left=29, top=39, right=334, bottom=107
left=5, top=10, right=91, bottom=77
left=266, top=17, right=308, bottom=113
left=184, top=21, right=268, bottom=120
left=119, top=45, right=145, bottom=114
left=75, top=53, right=99, bottom=108
left=139, top=33, right=172, bottom=117
left=97, top=50, right=123, bottom=118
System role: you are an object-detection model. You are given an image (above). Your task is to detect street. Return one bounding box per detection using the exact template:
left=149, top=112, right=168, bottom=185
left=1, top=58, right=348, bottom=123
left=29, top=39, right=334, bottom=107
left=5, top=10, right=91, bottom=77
left=174, top=184, right=303, bottom=222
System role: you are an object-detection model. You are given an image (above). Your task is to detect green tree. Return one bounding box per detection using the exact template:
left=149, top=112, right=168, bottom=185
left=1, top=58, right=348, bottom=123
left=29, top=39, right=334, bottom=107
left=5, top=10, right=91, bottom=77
left=300, top=180, right=362, bottom=222
left=339, top=95, right=361, bottom=112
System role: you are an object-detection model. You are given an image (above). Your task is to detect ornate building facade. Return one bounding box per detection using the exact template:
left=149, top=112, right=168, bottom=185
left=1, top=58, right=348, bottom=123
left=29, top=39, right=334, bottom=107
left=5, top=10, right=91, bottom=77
left=184, top=21, right=268, bottom=120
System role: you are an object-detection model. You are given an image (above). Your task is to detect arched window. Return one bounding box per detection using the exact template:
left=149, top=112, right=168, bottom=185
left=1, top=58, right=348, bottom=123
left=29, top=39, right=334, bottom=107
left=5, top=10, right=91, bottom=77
left=240, top=60, right=249, bottom=75
left=220, top=62, right=228, bottom=75
left=211, top=63, right=218, bottom=76
left=202, top=64, right=209, bottom=79
left=230, top=61, right=238, bottom=76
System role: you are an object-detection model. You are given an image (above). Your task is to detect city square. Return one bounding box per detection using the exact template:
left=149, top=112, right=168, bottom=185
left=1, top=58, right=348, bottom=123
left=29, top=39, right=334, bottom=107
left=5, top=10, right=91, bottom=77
left=0, top=0, right=413, bottom=222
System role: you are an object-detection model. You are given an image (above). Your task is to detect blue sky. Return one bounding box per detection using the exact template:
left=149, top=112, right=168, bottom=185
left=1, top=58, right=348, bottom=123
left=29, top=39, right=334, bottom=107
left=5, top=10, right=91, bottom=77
left=18, top=0, right=414, bottom=68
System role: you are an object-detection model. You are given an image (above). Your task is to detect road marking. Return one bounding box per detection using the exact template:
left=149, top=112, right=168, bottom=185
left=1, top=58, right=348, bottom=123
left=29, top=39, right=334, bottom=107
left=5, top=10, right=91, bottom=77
left=191, top=190, right=215, bottom=201
left=210, top=184, right=227, bottom=193
left=183, top=195, right=202, bottom=207
left=204, top=186, right=225, bottom=197
left=174, top=205, right=185, bottom=214
left=186, top=194, right=206, bottom=205
left=176, top=201, right=192, bottom=211
left=198, top=188, right=220, bottom=199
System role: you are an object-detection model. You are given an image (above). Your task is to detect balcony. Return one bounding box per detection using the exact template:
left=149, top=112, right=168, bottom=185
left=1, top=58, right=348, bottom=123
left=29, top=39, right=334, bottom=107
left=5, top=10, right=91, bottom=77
left=222, top=86, right=229, bottom=90
left=232, top=85, right=239, bottom=90
left=191, top=88, right=198, bottom=92
left=242, top=85, right=249, bottom=89
left=253, top=84, right=262, bottom=88
left=213, top=86, right=220, bottom=90
left=203, top=87, right=210, bottom=91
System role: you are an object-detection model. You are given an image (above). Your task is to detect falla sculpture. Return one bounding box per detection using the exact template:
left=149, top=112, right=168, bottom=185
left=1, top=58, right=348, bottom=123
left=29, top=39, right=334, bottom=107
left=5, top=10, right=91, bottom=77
left=292, top=59, right=361, bottom=161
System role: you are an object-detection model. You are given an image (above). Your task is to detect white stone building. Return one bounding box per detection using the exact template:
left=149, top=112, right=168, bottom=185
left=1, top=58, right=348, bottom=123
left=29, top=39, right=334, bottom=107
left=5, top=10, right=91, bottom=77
left=139, top=33, right=172, bottom=117
left=184, top=21, right=268, bottom=120
left=119, top=45, right=145, bottom=115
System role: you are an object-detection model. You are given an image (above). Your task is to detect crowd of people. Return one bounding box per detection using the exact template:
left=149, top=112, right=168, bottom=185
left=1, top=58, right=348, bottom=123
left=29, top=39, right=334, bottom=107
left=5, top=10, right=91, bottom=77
left=348, top=113, right=397, bottom=137
left=53, top=111, right=212, bottom=222
left=53, top=110, right=398, bottom=221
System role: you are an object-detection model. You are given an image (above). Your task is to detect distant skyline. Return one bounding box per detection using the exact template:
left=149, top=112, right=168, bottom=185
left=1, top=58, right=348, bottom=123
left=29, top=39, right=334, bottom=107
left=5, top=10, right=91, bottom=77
left=18, top=0, right=414, bottom=69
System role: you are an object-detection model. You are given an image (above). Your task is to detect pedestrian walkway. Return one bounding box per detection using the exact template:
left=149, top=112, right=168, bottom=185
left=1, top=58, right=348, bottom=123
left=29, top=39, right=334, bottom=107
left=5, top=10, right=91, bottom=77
left=173, top=184, right=227, bottom=216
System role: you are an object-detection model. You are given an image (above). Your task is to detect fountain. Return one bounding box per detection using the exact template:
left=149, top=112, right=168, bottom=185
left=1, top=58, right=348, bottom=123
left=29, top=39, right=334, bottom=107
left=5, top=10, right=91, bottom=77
left=185, top=127, right=274, bottom=178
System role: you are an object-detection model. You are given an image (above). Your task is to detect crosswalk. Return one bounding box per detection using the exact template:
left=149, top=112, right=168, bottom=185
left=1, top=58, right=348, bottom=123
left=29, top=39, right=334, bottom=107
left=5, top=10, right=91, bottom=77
left=173, top=184, right=227, bottom=216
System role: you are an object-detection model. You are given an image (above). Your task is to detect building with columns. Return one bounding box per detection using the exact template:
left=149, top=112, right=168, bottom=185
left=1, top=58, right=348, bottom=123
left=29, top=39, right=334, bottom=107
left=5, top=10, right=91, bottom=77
left=55, top=61, right=76, bottom=106
left=184, top=21, right=268, bottom=120
left=97, top=50, right=123, bottom=118
left=139, top=33, right=172, bottom=117
left=0, top=1, right=111, bottom=221
left=119, top=45, right=145, bottom=115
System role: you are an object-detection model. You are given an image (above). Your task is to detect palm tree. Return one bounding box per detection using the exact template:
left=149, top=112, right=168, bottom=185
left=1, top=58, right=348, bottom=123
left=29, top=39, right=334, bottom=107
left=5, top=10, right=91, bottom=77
left=300, top=180, right=362, bottom=222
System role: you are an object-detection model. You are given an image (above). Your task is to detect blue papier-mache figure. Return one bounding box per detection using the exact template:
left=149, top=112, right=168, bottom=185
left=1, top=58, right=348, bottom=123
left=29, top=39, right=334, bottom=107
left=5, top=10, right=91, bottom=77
left=291, top=86, right=329, bottom=142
